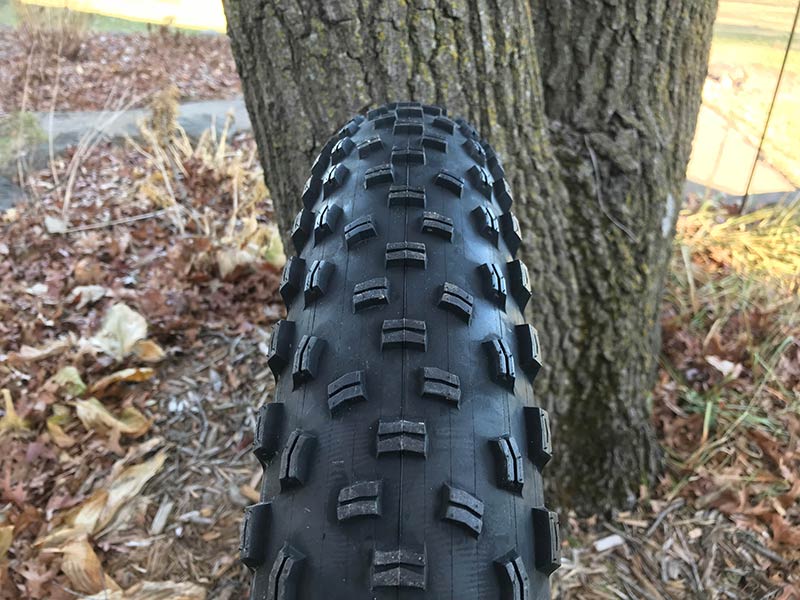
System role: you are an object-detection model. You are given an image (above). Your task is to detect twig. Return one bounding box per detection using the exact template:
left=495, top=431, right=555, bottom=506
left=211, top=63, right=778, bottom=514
left=584, top=135, right=638, bottom=242
left=48, top=39, right=64, bottom=204
left=646, top=498, right=685, bottom=537
left=63, top=209, right=168, bottom=233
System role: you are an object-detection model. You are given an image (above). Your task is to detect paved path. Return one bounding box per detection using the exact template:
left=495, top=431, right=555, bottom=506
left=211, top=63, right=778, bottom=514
left=2, top=98, right=797, bottom=210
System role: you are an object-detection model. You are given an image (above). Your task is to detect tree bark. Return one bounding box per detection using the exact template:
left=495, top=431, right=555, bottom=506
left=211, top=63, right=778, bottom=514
left=223, top=0, right=717, bottom=513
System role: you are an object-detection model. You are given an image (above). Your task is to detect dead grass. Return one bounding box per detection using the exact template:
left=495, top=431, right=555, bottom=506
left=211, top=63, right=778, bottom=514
left=556, top=201, right=800, bottom=599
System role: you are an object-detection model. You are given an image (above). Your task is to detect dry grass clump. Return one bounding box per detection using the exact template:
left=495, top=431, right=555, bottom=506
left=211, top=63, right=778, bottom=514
left=12, top=1, right=91, bottom=60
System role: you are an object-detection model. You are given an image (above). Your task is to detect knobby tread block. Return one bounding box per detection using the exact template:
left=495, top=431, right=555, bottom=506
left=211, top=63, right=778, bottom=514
left=357, top=136, right=383, bottom=158
left=365, top=164, right=394, bottom=188
left=396, top=106, right=424, bottom=119
left=494, top=177, right=514, bottom=213
left=468, top=164, right=493, bottom=199
left=440, top=484, right=484, bottom=536
left=280, top=430, right=316, bottom=489
left=377, top=419, right=427, bottom=456
left=421, top=133, right=447, bottom=153
left=472, top=205, right=500, bottom=246
left=524, top=407, right=553, bottom=469
left=393, top=120, right=424, bottom=135
left=381, top=319, right=427, bottom=351
left=301, top=175, right=321, bottom=209
left=386, top=241, right=426, bottom=269
left=432, top=115, right=455, bottom=134
left=327, top=370, right=367, bottom=414
left=508, top=259, right=532, bottom=310
left=532, top=508, right=561, bottom=575
left=344, top=214, right=378, bottom=248
left=479, top=263, right=508, bottom=308
left=438, top=281, right=474, bottom=323
left=240, top=502, right=271, bottom=569
left=420, top=366, right=461, bottom=407
left=391, top=145, right=425, bottom=165
left=434, top=169, right=464, bottom=197
left=501, top=212, right=523, bottom=256
left=279, top=257, right=305, bottom=308
left=267, top=320, right=295, bottom=378
left=314, top=203, right=342, bottom=244
left=331, top=137, right=355, bottom=163
left=323, top=163, right=349, bottom=197
left=484, top=337, right=516, bottom=389
left=495, top=549, right=531, bottom=600
left=491, top=434, right=525, bottom=493
left=353, top=277, right=389, bottom=312
left=303, top=260, right=335, bottom=305
left=337, top=480, right=382, bottom=521
left=253, top=402, right=285, bottom=465
left=516, top=324, right=543, bottom=380
left=290, top=208, right=314, bottom=254
left=388, top=185, right=426, bottom=208
left=421, top=211, right=454, bottom=241
left=372, top=547, right=426, bottom=589
left=292, top=335, right=325, bottom=388
left=249, top=103, right=553, bottom=600
left=267, top=542, right=306, bottom=600
left=463, top=138, right=487, bottom=165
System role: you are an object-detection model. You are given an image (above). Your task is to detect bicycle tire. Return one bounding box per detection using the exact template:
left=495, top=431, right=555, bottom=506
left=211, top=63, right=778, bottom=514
left=240, top=101, right=560, bottom=599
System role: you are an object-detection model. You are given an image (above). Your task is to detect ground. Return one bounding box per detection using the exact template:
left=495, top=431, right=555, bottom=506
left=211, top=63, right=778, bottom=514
left=0, top=4, right=799, bottom=600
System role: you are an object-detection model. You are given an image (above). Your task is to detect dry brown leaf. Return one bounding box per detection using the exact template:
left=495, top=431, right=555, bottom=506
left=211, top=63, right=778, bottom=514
left=53, top=366, right=87, bottom=396
left=0, top=525, right=13, bottom=561
left=66, top=284, right=107, bottom=309
left=46, top=417, right=76, bottom=448
left=132, top=339, right=166, bottom=363
left=90, top=303, right=148, bottom=360
left=39, top=452, right=166, bottom=547
left=83, top=581, right=206, bottom=600
left=60, top=536, right=120, bottom=594
left=8, top=336, right=72, bottom=363
left=0, top=389, right=29, bottom=433
left=771, top=513, right=800, bottom=547
left=75, top=398, right=151, bottom=437
left=90, top=367, right=155, bottom=395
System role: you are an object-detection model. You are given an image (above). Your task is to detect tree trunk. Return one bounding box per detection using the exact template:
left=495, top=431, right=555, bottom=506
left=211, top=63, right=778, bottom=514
left=223, top=0, right=717, bottom=513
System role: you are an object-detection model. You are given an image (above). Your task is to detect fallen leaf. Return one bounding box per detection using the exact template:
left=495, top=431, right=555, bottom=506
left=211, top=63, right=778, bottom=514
left=46, top=416, right=77, bottom=448
left=75, top=398, right=151, bottom=437
left=66, top=285, right=107, bottom=309
left=9, top=336, right=72, bottom=363
left=39, top=451, right=166, bottom=547
left=53, top=366, right=87, bottom=396
left=90, top=303, right=148, bottom=360
left=132, top=339, right=165, bottom=363
left=0, top=389, right=29, bottom=433
left=0, top=525, right=13, bottom=560
left=60, top=536, right=120, bottom=594
left=44, top=215, right=68, bottom=234
left=90, top=368, right=155, bottom=395
left=83, top=581, right=206, bottom=600
left=216, top=246, right=255, bottom=279
left=705, top=355, right=742, bottom=378
left=25, top=283, right=49, bottom=297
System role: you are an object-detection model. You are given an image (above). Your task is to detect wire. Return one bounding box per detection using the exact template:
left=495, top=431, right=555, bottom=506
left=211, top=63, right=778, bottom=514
left=739, top=0, right=800, bottom=214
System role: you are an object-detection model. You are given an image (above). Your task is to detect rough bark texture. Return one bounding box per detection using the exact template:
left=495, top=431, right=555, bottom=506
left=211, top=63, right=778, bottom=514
left=223, top=0, right=717, bottom=513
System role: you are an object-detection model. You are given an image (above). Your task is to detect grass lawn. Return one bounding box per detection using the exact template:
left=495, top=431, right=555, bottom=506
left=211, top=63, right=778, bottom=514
left=703, top=0, right=800, bottom=187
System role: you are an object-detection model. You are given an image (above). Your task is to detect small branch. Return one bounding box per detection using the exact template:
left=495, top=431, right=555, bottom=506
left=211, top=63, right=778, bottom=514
left=584, top=135, right=638, bottom=243
left=62, top=209, right=168, bottom=234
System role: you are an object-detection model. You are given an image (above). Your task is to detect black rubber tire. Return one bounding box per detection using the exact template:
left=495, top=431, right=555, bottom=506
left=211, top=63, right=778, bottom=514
left=241, top=102, right=559, bottom=600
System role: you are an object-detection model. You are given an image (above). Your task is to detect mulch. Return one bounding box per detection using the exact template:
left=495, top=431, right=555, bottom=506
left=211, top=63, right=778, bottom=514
left=0, top=27, right=241, bottom=114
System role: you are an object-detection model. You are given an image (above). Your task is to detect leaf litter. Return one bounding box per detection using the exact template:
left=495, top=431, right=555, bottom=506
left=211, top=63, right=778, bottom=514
left=555, top=198, right=800, bottom=599
left=0, top=89, right=281, bottom=598
left=2, top=73, right=797, bottom=598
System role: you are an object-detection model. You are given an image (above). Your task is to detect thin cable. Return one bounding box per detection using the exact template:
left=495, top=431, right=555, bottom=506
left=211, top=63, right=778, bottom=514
left=739, top=0, right=800, bottom=214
